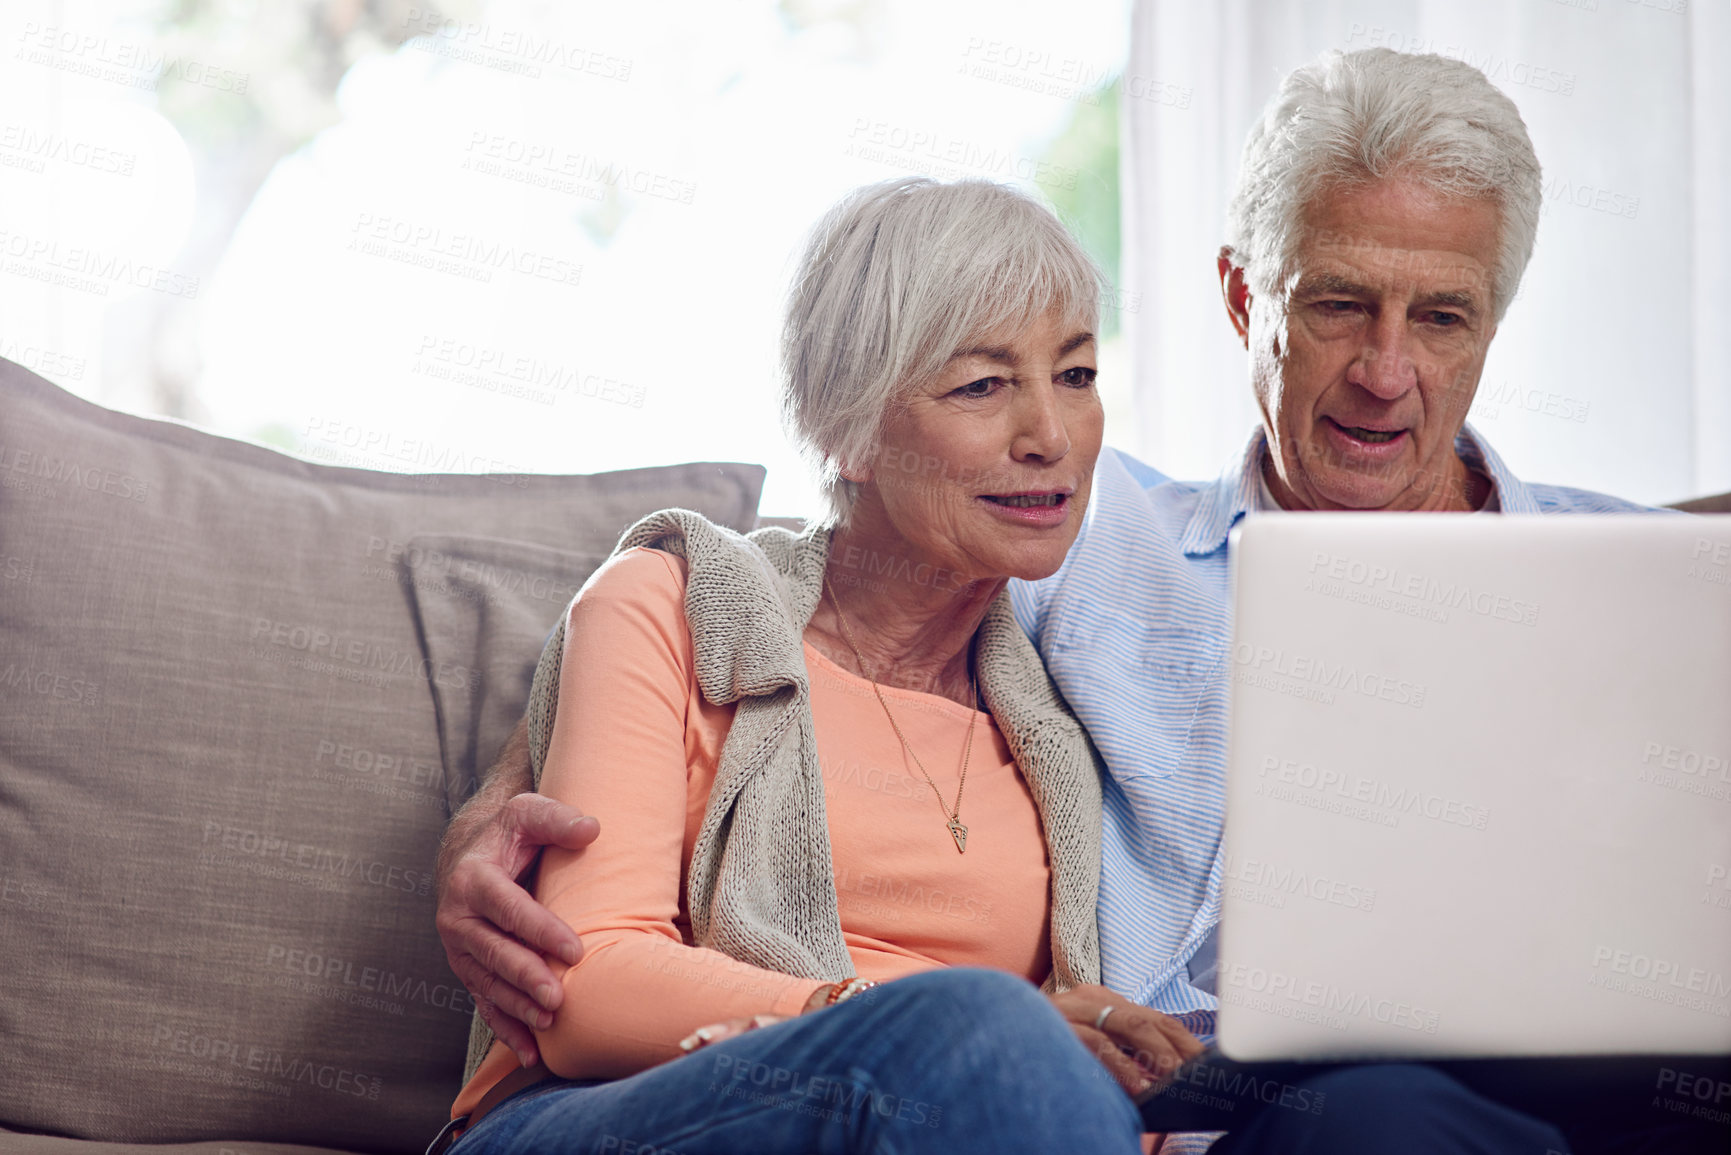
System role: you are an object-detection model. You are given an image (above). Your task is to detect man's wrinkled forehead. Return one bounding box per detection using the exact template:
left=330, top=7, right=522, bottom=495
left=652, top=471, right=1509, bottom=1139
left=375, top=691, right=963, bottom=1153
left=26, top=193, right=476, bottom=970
left=1287, top=224, right=1496, bottom=309
left=1274, top=179, right=1506, bottom=304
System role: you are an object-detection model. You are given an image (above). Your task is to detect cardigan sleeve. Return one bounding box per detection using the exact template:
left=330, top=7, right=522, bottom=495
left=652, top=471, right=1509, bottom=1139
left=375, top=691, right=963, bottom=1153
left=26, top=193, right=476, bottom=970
left=530, top=548, right=827, bottom=1080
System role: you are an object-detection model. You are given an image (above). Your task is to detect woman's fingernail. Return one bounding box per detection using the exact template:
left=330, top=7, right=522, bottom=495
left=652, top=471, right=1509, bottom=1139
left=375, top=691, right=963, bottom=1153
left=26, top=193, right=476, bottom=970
left=679, top=1034, right=700, bottom=1052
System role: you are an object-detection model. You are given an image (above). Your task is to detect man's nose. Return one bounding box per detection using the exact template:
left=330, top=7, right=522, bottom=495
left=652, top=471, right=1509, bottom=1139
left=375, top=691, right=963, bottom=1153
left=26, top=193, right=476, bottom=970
left=1347, top=320, right=1418, bottom=400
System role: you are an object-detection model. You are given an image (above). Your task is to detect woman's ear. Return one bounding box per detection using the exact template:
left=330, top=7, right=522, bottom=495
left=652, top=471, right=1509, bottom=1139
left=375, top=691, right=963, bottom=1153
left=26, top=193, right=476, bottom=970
left=835, top=446, right=875, bottom=485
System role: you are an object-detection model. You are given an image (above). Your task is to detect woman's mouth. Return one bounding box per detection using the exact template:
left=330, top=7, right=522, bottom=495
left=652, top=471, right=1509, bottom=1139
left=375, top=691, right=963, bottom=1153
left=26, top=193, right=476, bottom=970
left=978, top=491, right=1073, bottom=526
left=982, top=493, right=1066, bottom=508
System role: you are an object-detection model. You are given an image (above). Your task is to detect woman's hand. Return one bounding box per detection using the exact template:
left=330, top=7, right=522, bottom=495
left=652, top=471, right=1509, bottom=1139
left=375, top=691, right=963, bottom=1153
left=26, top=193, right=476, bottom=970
left=1047, top=985, right=1205, bottom=1098
left=677, top=983, right=836, bottom=1053
left=677, top=1012, right=791, bottom=1053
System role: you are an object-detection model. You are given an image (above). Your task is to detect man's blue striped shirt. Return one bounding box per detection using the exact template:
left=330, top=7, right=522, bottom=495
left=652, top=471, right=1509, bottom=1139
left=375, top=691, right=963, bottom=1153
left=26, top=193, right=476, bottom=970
left=1009, top=427, right=1654, bottom=1021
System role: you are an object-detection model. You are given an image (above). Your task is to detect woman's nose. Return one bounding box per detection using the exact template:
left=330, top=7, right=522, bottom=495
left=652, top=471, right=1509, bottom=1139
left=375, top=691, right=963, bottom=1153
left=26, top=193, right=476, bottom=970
left=1011, top=380, right=1071, bottom=462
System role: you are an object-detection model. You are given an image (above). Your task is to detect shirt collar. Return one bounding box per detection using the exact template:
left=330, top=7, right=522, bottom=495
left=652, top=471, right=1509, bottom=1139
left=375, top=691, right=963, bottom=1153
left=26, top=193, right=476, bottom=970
left=1455, top=423, right=1537, bottom=512
left=1178, top=422, right=1533, bottom=556
left=1178, top=430, right=1268, bottom=556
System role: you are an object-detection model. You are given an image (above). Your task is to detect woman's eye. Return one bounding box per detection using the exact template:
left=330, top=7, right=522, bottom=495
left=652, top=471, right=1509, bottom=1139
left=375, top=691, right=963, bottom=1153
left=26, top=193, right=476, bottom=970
left=954, top=377, right=1001, bottom=398
left=1059, top=366, right=1097, bottom=388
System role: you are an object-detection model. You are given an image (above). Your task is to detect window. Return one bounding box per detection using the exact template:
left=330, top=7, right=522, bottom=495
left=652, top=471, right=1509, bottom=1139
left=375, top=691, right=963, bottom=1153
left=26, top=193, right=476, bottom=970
left=3, top=0, right=1131, bottom=517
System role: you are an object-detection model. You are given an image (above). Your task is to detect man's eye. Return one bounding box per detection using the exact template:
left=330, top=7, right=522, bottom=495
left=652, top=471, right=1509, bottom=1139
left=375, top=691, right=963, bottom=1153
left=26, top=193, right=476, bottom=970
left=1427, top=311, right=1464, bottom=327
left=1059, top=366, right=1098, bottom=388
left=1318, top=300, right=1359, bottom=313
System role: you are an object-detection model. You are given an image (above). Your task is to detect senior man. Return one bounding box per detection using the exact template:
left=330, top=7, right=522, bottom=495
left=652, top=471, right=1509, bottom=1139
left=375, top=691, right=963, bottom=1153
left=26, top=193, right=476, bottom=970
left=434, top=49, right=1709, bottom=1153
left=1020, top=47, right=1650, bottom=1032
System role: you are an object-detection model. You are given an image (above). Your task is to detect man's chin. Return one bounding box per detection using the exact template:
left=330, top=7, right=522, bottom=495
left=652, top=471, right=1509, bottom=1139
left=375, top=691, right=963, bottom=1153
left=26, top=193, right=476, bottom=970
left=1299, top=470, right=1410, bottom=512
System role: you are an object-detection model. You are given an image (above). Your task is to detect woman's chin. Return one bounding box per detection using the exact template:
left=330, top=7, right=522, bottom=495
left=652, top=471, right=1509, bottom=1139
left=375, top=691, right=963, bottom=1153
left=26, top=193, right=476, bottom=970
left=1000, top=544, right=1079, bottom=585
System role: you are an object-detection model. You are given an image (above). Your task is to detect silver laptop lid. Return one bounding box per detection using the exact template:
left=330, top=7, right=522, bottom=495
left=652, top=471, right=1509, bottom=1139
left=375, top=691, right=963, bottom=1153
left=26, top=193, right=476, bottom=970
left=1217, top=514, right=1731, bottom=1061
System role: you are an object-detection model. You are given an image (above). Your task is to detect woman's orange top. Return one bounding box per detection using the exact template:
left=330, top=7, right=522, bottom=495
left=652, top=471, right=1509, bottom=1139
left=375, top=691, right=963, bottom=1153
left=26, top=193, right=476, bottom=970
left=452, top=547, right=1056, bottom=1117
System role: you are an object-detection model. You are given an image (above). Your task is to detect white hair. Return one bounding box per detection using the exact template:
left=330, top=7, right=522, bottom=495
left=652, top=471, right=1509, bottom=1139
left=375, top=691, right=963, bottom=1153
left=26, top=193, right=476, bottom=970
left=781, top=177, right=1102, bottom=527
left=1225, top=48, right=1542, bottom=322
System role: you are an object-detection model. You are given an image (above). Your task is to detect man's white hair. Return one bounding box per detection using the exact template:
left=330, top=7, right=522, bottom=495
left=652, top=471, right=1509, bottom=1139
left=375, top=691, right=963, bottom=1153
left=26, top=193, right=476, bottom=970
left=1225, top=48, right=1542, bottom=321
left=782, top=176, right=1101, bottom=527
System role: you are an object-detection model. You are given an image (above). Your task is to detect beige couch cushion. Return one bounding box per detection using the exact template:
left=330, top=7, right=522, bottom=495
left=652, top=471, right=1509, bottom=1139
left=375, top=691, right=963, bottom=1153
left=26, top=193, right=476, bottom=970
left=0, top=360, right=763, bottom=1151
left=0, top=1128, right=355, bottom=1155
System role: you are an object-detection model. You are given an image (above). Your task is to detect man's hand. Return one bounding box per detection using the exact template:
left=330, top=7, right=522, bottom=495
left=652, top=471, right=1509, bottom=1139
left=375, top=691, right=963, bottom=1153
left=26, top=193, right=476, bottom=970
left=435, top=718, right=600, bottom=1068
left=1047, top=984, right=1205, bottom=1098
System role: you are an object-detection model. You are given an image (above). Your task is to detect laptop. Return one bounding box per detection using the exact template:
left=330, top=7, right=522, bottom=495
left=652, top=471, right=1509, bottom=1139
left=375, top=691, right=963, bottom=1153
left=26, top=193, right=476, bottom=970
left=1212, top=514, right=1731, bottom=1063
left=1135, top=515, right=1731, bottom=1134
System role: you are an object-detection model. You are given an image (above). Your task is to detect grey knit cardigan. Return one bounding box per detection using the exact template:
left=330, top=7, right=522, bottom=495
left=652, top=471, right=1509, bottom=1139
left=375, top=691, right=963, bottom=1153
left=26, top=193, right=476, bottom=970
left=463, top=508, right=1104, bottom=1083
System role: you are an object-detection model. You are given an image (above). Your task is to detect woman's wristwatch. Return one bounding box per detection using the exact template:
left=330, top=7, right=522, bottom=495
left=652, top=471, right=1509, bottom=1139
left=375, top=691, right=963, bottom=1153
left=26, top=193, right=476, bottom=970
left=823, top=977, right=879, bottom=1007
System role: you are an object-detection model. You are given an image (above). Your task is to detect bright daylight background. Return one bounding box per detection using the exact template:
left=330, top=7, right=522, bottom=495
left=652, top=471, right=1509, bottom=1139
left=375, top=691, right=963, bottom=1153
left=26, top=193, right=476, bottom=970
left=0, top=0, right=1725, bottom=516
left=0, top=0, right=1131, bottom=518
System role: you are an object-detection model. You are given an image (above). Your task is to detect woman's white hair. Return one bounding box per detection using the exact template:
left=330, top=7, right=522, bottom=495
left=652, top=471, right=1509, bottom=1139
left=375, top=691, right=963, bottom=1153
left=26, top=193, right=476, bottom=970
left=782, top=176, right=1101, bottom=527
left=1225, top=48, right=1542, bottom=322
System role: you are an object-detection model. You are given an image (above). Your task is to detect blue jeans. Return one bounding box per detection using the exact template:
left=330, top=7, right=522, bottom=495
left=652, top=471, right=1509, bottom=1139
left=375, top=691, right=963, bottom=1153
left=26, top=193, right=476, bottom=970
left=1206, top=1064, right=1571, bottom=1155
left=451, top=968, right=1145, bottom=1155
left=1165, top=1055, right=1726, bottom=1154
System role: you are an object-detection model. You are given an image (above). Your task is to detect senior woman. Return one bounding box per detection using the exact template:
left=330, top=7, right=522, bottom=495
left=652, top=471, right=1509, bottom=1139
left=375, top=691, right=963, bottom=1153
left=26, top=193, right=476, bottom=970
left=438, top=177, right=1202, bottom=1154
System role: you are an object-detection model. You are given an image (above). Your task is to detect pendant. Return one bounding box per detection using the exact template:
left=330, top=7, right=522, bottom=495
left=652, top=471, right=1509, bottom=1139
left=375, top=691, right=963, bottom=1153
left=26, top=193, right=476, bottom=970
left=948, top=818, right=968, bottom=854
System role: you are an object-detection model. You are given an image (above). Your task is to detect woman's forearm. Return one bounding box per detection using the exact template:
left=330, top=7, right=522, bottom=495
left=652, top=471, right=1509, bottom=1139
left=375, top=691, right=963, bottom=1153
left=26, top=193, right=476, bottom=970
left=534, top=930, right=825, bottom=1079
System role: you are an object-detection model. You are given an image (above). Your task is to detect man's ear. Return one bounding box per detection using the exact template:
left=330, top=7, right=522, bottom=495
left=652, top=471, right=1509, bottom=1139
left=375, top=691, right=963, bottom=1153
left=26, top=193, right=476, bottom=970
left=1218, top=246, right=1252, bottom=350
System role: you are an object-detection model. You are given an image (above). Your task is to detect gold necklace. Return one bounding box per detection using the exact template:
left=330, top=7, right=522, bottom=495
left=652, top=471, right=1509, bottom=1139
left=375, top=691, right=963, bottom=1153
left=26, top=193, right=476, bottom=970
left=823, top=580, right=975, bottom=854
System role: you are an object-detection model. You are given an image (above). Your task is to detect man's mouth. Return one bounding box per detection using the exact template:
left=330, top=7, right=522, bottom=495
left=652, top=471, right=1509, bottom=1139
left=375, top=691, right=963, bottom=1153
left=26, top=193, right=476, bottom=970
left=982, top=493, right=1067, bottom=507
left=1328, top=419, right=1404, bottom=444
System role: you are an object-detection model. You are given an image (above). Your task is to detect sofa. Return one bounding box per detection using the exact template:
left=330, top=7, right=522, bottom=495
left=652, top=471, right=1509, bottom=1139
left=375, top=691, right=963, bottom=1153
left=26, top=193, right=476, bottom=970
left=8, top=353, right=1729, bottom=1155
left=0, top=358, right=767, bottom=1153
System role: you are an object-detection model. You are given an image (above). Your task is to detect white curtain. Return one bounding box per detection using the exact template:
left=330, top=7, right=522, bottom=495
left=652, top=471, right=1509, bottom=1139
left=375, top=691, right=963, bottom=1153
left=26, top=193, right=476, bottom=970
left=1122, top=0, right=1730, bottom=506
